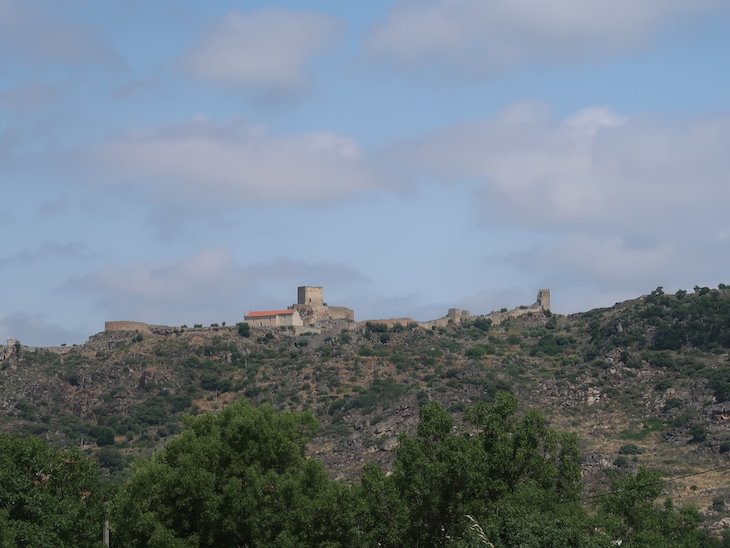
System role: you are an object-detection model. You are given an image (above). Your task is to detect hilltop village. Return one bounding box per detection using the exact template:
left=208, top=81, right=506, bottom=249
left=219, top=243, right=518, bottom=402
left=101, top=285, right=551, bottom=337
left=1, top=286, right=552, bottom=352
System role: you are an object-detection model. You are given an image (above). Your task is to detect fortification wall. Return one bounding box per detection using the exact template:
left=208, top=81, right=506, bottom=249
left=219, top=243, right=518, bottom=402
left=486, top=304, right=542, bottom=326
left=421, top=290, right=550, bottom=329
left=291, top=304, right=354, bottom=326
left=104, top=321, right=152, bottom=334
left=322, top=306, right=354, bottom=322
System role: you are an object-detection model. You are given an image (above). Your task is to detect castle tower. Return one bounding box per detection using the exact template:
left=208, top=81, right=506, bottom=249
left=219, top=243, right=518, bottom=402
left=297, top=286, right=324, bottom=306
left=536, top=289, right=551, bottom=311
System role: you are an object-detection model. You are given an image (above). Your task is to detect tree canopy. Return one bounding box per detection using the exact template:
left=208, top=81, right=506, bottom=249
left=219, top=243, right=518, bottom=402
left=0, top=433, right=106, bottom=547
left=111, top=395, right=721, bottom=547
left=1, top=396, right=719, bottom=547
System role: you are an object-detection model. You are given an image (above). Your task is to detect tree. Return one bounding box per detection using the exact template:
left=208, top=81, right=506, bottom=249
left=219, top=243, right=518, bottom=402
left=0, top=433, right=107, bottom=547
left=113, top=399, right=358, bottom=547
left=359, top=394, right=591, bottom=547
left=595, top=467, right=715, bottom=547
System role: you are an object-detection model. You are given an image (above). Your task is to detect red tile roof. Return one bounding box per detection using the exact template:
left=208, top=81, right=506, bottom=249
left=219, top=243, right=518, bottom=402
left=244, top=309, right=294, bottom=319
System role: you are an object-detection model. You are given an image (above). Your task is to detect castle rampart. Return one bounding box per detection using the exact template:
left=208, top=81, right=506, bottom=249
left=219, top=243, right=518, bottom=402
left=104, top=321, right=152, bottom=334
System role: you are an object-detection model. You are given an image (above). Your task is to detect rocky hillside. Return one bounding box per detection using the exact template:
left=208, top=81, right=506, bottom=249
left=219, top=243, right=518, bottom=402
left=1, top=286, right=728, bottom=529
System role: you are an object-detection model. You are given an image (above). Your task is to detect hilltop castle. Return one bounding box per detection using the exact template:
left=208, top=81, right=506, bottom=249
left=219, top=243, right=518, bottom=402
left=243, top=286, right=355, bottom=329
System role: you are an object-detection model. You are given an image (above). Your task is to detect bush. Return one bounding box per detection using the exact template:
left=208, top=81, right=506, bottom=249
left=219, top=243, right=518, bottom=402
left=94, top=426, right=115, bottom=446
left=96, top=446, right=126, bottom=472
left=466, top=345, right=495, bottom=359
left=618, top=444, right=643, bottom=455
left=237, top=322, right=251, bottom=337
left=688, top=424, right=707, bottom=443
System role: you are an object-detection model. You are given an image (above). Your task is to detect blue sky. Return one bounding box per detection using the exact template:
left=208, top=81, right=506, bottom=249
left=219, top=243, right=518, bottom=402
left=2, top=0, right=730, bottom=345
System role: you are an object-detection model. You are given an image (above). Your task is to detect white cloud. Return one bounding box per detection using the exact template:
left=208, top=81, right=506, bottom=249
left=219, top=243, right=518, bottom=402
left=367, top=0, right=726, bottom=75
left=388, top=104, right=730, bottom=300
left=87, top=117, right=377, bottom=204
left=183, top=10, right=342, bottom=98
left=506, top=236, right=675, bottom=288
left=391, top=104, right=730, bottom=238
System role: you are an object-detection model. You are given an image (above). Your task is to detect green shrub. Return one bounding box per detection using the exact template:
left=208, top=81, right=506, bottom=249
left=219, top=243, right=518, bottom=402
left=94, top=426, right=115, bottom=446
left=237, top=322, right=251, bottom=337
left=618, top=444, right=643, bottom=455
left=689, top=424, right=707, bottom=443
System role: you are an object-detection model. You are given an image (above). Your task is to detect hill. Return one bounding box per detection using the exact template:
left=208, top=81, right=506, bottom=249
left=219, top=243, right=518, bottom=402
left=0, top=285, right=728, bottom=531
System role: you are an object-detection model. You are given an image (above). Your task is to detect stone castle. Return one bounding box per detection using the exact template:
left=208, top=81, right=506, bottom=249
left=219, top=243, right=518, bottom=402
left=102, top=286, right=549, bottom=334
left=288, top=286, right=354, bottom=327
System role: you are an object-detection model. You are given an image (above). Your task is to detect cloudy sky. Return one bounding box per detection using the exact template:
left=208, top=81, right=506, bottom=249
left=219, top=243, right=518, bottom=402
left=2, top=0, right=730, bottom=346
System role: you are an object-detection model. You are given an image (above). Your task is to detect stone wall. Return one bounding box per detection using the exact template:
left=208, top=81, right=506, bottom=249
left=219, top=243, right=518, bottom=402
left=292, top=304, right=354, bottom=327
left=421, top=289, right=550, bottom=329
left=447, top=308, right=471, bottom=325
left=104, top=321, right=152, bottom=334
left=245, top=311, right=303, bottom=328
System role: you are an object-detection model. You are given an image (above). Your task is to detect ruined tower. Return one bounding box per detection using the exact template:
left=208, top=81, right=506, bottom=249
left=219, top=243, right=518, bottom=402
left=536, top=289, right=551, bottom=311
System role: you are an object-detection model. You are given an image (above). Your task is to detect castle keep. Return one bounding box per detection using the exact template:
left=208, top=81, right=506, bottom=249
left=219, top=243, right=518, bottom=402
left=290, top=286, right=354, bottom=327
left=297, top=286, right=324, bottom=306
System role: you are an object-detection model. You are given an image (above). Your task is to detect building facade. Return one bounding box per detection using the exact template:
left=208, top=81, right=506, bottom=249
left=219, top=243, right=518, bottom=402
left=244, top=309, right=304, bottom=328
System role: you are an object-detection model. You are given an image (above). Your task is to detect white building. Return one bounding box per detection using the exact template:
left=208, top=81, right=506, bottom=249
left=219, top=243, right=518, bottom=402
left=243, top=309, right=303, bottom=328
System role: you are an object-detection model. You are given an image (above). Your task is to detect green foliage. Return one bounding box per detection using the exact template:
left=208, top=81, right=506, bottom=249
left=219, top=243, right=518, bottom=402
left=0, top=398, right=712, bottom=548
left=466, top=344, right=496, bottom=359
left=469, top=317, right=493, bottom=332
left=113, top=399, right=358, bottom=547
left=530, top=333, right=574, bottom=356
left=0, top=433, right=107, bottom=547
left=618, top=444, right=644, bottom=455
left=364, top=321, right=388, bottom=333
left=599, top=287, right=730, bottom=352
left=358, top=393, right=588, bottom=547
left=96, top=446, right=126, bottom=473
left=94, top=426, right=115, bottom=446
left=706, top=367, right=730, bottom=402
left=688, top=424, right=707, bottom=443
left=595, top=468, right=715, bottom=547
left=236, top=322, right=250, bottom=337
left=330, top=379, right=410, bottom=416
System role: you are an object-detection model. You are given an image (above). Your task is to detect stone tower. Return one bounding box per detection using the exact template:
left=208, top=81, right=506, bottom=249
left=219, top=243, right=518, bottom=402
left=536, top=289, right=551, bottom=311
left=297, top=286, right=324, bottom=306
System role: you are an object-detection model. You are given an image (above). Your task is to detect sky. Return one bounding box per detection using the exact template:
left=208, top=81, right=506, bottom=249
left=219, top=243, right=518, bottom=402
left=2, top=0, right=730, bottom=346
